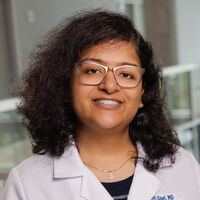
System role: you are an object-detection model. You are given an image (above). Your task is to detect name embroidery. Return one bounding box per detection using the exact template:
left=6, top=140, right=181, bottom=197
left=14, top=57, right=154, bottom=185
left=151, top=195, right=174, bottom=200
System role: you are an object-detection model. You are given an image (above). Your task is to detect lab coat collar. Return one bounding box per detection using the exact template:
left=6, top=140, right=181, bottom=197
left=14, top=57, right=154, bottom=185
left=53, top=143, right=86, bottom=178
left=128, top=160, right=161, bottom=200
left=53, top=141, right=173, bottom=200
left=53, top=141, right=173, bottom=177
left=127, top=143, right=172, bottom=199
left=125, top=143, right=159, bottom=199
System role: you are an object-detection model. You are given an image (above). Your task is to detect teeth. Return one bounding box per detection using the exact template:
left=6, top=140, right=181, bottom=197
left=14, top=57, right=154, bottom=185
left=95, top=100, right=120, bottom=105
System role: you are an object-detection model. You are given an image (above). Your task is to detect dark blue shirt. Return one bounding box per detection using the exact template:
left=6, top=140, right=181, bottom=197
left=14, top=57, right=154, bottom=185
left=101, top=175, right=133, bottom=200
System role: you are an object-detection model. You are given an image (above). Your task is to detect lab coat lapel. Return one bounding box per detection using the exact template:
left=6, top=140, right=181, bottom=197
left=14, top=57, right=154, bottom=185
left=128, top=143, right=161, bottom=200
left=54, top=144, right=113, bottom=200
left=54, top=144, right=85, bottom=178
left=128, top=161, right=160, bottom=200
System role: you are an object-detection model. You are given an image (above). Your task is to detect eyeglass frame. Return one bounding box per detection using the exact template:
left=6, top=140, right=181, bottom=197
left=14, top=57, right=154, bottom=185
left=75, top=61, right=145, bottom=88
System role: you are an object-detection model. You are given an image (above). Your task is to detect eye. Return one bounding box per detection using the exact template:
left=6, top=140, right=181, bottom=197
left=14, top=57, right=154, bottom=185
left=86, top=68, right=101, bottom=74
left=120, top=72, right=134, bottom=79
left=80, top=63, right=103, bottom=75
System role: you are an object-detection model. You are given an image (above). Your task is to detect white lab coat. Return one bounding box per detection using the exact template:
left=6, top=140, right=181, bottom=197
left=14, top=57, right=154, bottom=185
left=1, top=143, right=200, bottom=200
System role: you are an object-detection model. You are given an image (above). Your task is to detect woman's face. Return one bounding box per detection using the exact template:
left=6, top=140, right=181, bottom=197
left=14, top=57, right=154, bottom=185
left=70, top=41, right=144, bottom=132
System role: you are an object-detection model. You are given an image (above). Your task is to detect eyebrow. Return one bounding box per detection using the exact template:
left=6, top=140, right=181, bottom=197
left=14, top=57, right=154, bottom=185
left=79, top=58, right=139, bottom=67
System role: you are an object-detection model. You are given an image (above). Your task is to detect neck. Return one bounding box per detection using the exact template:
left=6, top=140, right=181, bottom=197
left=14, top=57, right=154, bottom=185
left=76, top=126, right=137, bottom=182
left=76, top=125, right=137, bottom=158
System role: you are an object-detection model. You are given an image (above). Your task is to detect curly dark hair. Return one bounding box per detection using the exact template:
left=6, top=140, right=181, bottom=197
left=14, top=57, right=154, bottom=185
left=18, top=9, right=180, bottom=172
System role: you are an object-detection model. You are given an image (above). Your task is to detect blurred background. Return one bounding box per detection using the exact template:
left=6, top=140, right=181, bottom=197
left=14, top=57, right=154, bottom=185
left=0, top=0, right=200, bottom=193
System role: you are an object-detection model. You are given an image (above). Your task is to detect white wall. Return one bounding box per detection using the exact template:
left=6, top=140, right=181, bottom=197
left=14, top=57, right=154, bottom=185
left=175, top=0, right=200, bottom=64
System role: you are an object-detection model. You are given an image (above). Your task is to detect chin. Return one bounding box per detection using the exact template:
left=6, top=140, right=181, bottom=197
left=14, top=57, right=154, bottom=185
left=91, top=119, right=124, bottom=131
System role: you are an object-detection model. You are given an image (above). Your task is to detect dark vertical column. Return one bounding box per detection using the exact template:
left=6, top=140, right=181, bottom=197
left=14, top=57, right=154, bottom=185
left=0, top=0, right=12, bottom=99
left=143, top=0, right=178, bottom=66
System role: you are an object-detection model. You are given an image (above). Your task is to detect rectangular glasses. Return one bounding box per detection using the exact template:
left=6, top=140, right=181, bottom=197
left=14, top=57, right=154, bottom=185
left=75, top=61, right=145, bottom=88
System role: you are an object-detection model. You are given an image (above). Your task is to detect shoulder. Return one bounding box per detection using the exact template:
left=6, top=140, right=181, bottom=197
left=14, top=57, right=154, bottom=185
left=1, top=154, right=54, bottom=200
left=175, top=146, right=199, bottom=168
left=158, top=146, right=200, bottom=184
left=160, top=146, right=200, bottom=172
left=155, top=145, right=200, bottom=170
left=14, top=153, right=53, bottom=179
left=18, top=153, right=53, bottom=166
left=176, top=147, right=200, bottom=178
left=9, top=143, right=77, bottom=181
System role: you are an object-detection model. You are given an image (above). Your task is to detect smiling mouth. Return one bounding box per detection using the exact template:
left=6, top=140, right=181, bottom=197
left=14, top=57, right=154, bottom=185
left=94, top=99, right=122, bottom=105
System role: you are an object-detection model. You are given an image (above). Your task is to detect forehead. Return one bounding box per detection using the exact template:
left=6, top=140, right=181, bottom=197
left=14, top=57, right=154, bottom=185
left=78, top=41, right=141, bottom=66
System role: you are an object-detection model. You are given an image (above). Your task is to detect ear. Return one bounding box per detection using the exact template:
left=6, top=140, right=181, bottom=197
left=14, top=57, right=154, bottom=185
left=139, top=89, right=144, bottom=108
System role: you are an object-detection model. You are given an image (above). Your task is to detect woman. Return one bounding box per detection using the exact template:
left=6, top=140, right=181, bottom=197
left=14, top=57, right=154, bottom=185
left=1, top=10, right=200, bottom=200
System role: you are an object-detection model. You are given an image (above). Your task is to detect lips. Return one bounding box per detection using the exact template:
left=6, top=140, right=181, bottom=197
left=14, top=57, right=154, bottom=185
left=94, top=99, right=121, bottom=105
left=93, top=97, right=123, bottom=107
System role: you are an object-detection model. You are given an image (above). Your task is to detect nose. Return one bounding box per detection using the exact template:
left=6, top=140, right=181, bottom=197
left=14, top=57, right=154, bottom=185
left=98, top=70, right=119, bottom=94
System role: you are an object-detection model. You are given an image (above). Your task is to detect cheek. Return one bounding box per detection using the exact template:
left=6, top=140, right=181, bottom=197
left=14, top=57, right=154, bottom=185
left=70, top=73, right=92, bottom=122
left=127, top=90, right=143, bottom=111
left=71, top=88, right=83, bottom=111
left=71, top=84, right=91, bottom=116
left=127, top=97, right=143, bottom=123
